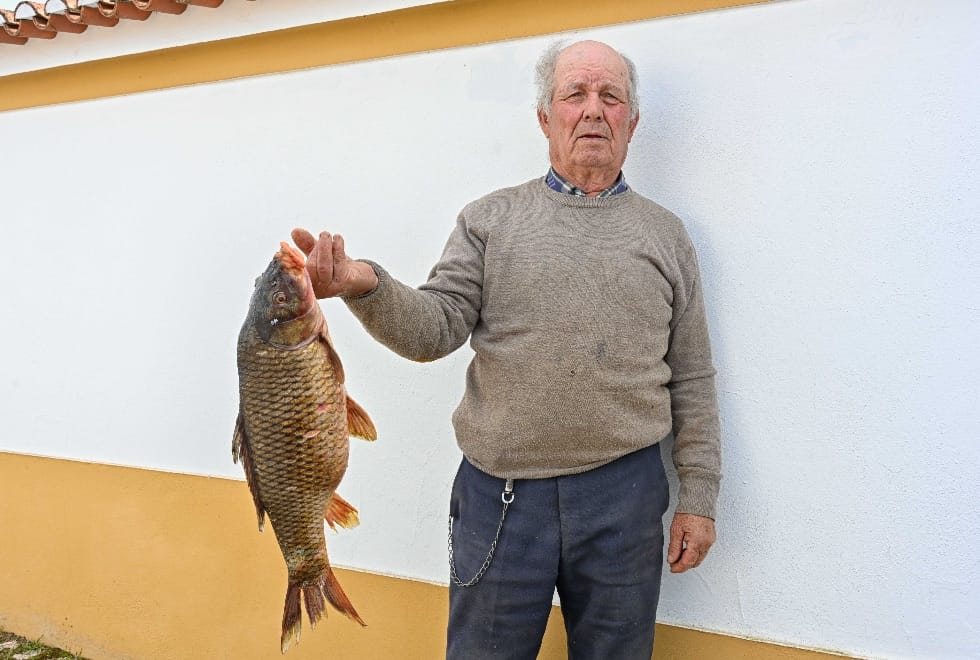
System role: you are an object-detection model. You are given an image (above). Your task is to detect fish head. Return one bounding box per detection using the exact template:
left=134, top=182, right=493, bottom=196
left=249, top=242, right=321, bottom=345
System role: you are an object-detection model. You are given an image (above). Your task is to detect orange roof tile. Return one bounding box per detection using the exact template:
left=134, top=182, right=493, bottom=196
left=1, top=0, right=235, bottom=46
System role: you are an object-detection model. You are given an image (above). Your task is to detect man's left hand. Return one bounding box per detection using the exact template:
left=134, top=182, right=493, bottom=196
left=667, top=513, right=716, bottom=573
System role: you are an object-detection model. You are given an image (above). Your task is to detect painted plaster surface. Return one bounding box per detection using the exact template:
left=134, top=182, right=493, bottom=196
left=1, top=0, right=977, bottom=658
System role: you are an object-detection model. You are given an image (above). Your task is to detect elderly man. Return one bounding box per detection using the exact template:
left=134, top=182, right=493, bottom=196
left=292, top=40, right=720, bottom=660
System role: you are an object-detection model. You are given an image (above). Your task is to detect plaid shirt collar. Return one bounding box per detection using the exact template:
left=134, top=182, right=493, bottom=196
left=545, top=167, right=630, bottom=198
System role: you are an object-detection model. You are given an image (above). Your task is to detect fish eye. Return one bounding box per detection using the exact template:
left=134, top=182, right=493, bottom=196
left=273, top=292, right=288, bottom=304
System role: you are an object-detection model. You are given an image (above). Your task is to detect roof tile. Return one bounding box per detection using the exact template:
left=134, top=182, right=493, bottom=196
left=1, top=0, right=236, bottom=46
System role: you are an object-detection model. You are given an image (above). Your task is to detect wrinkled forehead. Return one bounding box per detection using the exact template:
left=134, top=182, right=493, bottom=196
left=554, top=43, right=629, bottom=90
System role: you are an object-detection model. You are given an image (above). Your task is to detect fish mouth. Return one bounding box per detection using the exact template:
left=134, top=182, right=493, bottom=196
left=276, top=242, right=307, bottom=277
left=274, top=241, right=317, bottom=311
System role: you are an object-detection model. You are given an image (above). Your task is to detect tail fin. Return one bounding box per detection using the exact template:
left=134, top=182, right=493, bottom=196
left=281, top=579, right=325, bottom=654
left=303, top=580, right=327, bottom=629
left=280, top=569, right=365, bottom=652
left=281, top=583, right=302, bottom=654
left=324, top=567, right=366, bottom=626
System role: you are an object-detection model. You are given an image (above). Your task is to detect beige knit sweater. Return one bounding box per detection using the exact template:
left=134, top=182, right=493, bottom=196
left=345, top=177, right=721, bottom=518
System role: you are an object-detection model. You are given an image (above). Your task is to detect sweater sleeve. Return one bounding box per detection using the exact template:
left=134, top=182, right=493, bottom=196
left=665, top=248, right=722, bottom=520
left=342, top=212, right=484, bottom=362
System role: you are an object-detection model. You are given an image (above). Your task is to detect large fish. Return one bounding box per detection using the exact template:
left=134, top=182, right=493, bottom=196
left=233, top=241, right=376, bottom=652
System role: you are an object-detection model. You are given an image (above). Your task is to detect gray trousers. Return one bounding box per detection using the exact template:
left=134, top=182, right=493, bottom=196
left=447, top=442, right=670, bottom=660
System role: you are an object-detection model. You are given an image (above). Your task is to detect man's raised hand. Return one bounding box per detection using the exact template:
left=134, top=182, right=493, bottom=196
left=291, top=228, right=378, bottom=299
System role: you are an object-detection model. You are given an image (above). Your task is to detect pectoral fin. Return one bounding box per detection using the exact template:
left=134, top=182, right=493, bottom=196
left=346, top=396, right=377, bottom=441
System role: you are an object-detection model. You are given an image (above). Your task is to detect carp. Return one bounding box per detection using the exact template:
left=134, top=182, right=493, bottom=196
left=233, top=241, right=376, bottom=652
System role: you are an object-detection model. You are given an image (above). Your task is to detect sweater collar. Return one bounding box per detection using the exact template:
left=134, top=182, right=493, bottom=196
left=545, top=167, right=630, bottom=198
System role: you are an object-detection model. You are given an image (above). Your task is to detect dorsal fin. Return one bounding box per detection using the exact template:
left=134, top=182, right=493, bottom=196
left=233, top=411, right=267, bottom=531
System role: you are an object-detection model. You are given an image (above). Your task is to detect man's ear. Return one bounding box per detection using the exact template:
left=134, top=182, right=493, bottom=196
left=628, top=112, right=640, bottom=142
left=537, top=108, right=551, bottom=138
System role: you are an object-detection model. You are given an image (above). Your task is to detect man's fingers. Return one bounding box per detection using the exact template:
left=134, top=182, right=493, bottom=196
left=667, top=512, right=716, bottom=572
left=291, top=228, right=316, bottom=255
left=667, top=528, right=684, bottom=564
left=333, top=234, right=346, bottom=263
left=314, top=232, right=335, bottom=289
left=670, top=545, right=699, bottom=573
left=289, top=230, right=357, bottom=298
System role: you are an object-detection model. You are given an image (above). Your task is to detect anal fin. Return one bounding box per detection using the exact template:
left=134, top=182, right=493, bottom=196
left=325, top=492, right=360, bottom=531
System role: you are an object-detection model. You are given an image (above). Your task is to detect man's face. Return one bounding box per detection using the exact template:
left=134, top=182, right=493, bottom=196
left=538, top=41, right=639, bottom=189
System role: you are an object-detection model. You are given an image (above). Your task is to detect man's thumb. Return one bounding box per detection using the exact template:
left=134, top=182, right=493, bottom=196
left=667, top=527, right=684, bottom=563
left=291, top=228, right=316, bottom=255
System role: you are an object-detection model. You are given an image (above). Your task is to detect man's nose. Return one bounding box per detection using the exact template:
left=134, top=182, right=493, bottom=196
left=583, top=92, right=604, bottom=121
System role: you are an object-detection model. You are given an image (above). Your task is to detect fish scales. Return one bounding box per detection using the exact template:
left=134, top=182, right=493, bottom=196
left=240, top=329, right=349, bottom=553
left=238, top=326, right=347, bottom=581
left=234, top=242, right=376, bottom=653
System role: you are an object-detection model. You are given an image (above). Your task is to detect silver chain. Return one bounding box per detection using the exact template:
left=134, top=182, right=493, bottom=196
left=448, top=479, right=515, bottom=588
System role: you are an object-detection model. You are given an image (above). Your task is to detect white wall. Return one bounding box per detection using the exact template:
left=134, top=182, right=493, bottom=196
left=1, top=0, right=978, bottom=658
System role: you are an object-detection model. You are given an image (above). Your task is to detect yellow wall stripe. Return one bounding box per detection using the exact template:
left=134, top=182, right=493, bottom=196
left=0, top=452, right=852, bottom=659
left=0, top=0, right=775, bottom=113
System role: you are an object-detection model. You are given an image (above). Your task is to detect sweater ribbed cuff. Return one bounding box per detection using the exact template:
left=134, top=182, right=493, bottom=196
left=341, top=259, right=386, bottom=301
left=676, top=470, right=721, bottom=520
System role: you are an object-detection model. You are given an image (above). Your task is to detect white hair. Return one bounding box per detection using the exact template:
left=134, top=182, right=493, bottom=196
left=535, top=40, right=639, bottom=122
